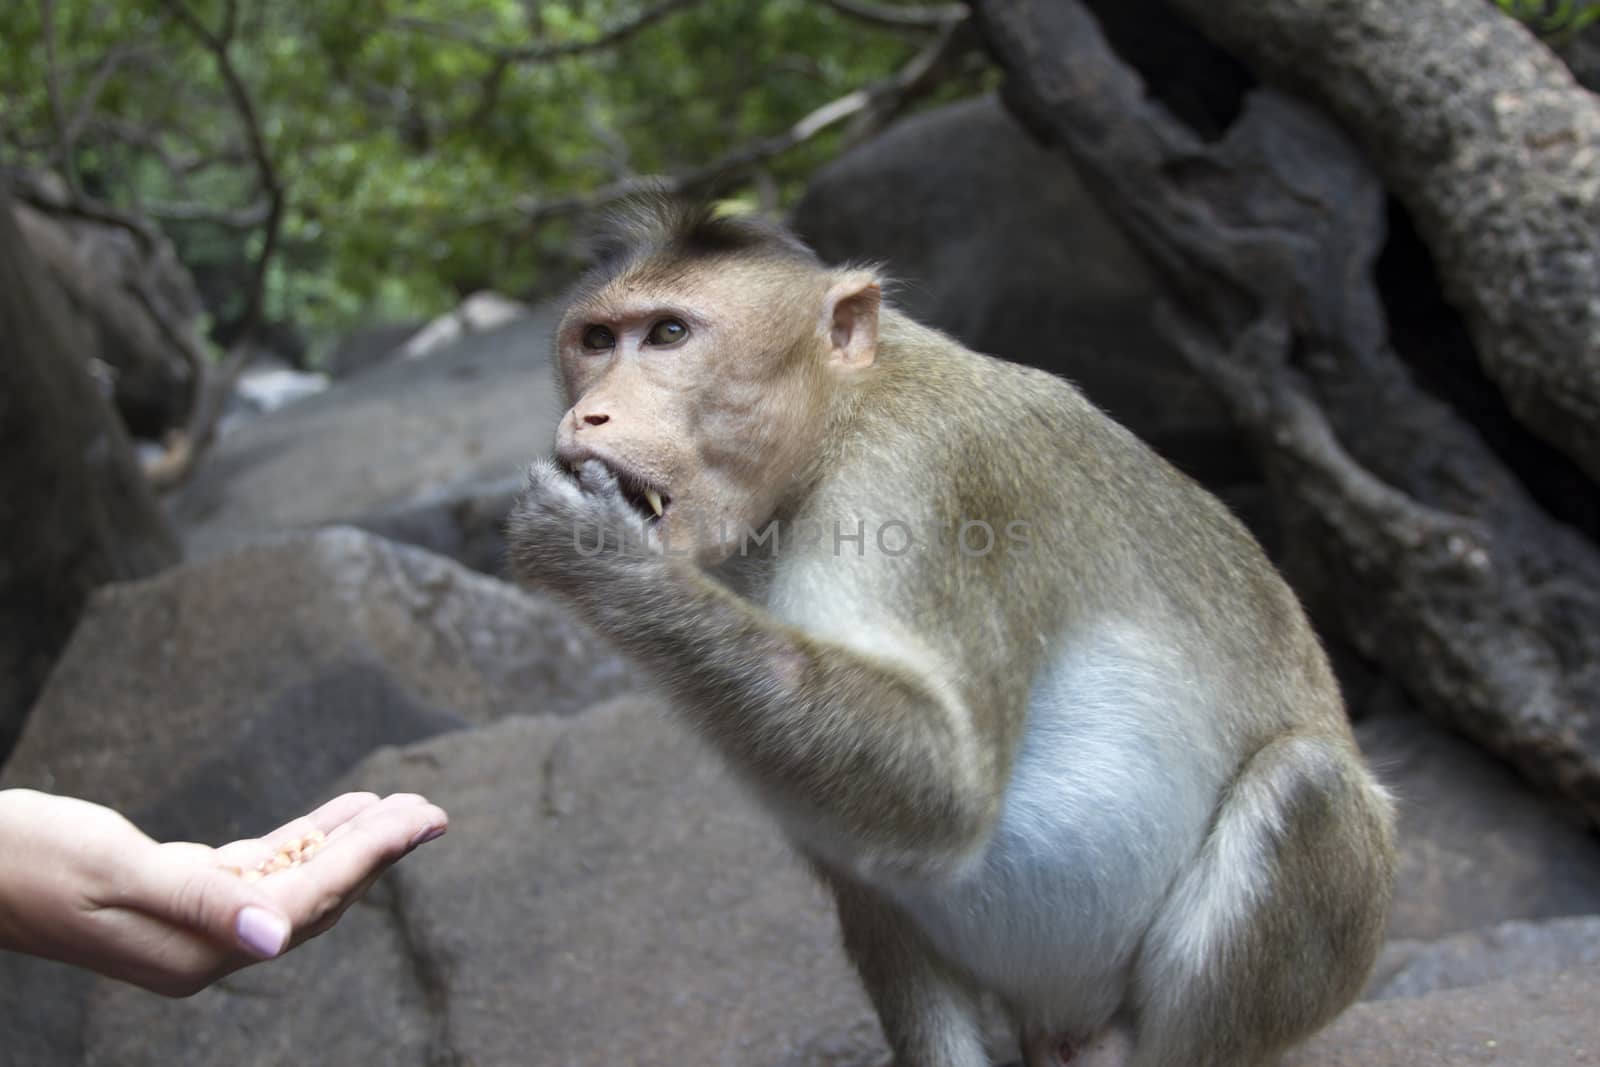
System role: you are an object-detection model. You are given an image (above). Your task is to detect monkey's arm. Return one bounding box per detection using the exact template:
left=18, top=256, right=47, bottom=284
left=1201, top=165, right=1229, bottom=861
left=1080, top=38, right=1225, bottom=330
left=508, top=460, right=1001, bottom=878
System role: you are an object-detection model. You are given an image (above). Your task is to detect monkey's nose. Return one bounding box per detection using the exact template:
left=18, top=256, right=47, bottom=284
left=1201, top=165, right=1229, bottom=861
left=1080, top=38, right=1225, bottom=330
left=582, top=413, right=610, bottom=427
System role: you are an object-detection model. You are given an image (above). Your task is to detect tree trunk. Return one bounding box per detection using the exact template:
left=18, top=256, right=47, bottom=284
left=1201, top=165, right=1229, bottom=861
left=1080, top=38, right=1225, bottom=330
left=975, top=0, right=1600, bottom=825
left=0, top=181, right=181, bottom=766
left=1162, top=0, right=1600, bottom=486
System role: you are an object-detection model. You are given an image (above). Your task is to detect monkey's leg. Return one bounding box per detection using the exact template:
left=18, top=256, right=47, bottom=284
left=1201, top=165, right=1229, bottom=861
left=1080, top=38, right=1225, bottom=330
left=826, top=873, right=990, bottom=1067
left=1128, top=734, right=1393, bottom=1067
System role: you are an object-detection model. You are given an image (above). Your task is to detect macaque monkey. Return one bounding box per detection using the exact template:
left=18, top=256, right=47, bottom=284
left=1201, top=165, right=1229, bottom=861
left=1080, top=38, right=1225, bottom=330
left=508, top=196, right=1396, bottom=1067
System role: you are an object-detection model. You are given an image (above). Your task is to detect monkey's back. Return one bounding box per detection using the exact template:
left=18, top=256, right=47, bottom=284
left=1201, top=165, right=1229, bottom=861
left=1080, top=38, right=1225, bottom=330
left=830, top=308, right=1348, bottom=748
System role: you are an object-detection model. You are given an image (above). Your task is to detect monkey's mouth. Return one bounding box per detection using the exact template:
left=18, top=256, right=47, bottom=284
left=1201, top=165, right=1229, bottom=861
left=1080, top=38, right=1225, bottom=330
left=614, top=469, right=670, bottom=525
left=562, top=456, right=670, bottom=524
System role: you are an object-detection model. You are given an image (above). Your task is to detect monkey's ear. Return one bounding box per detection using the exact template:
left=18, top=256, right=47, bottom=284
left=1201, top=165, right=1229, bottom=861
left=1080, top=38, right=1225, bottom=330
left=824, top=272, right=881, bottom=369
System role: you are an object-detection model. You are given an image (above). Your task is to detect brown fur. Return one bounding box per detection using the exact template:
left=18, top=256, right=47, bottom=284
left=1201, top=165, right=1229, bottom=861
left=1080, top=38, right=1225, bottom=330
left=509, top=197, right=1397, bottom=1067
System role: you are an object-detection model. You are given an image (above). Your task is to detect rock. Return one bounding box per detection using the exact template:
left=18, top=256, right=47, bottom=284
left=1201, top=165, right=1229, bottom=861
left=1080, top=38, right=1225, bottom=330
left=11, top=179, right=203, bottom=438
left=352, top=473, right=523, bottom=577
left=1357, top=712, right=1600, bottom=941
left=790, top=93, right=1252, bottom=490
left=398, top=291, right=531, bottom=362
left=0, top=955, right=92, bottom=1065
left=0, top=183, right=182, bottom=768
left=168, top=309, right=563, bottom=560
left=80, top=883, right=437, bottom=1067
left=1369, top=916, right=1600, bottom=1001
left=55, top=697, right=887, bottom=1067
left=217, top=358, right=330, bottom=437
left=1285, top=970, right=1600, bottom=1066
left=322, top=320, right=425, bottom=379
left=0, top=527, right=640, bottom=844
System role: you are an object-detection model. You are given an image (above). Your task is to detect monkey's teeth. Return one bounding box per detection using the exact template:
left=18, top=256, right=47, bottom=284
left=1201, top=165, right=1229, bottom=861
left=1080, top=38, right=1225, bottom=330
left=645, top=488, right=664, bottom=517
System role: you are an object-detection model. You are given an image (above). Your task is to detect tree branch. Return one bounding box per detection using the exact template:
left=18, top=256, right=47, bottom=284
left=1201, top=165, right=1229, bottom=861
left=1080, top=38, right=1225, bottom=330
left=817, top=0, right=970, bottom=31
left=143, top=197, right=272, bottom=229
left=145, top=0, right=289, bottom=488
left=455, top=16, right=972, bottom=227
left=160, top=0, right=283, bottom=340
left=85, top=114, right=247, bottom=177
left=61, top=43, right=160, bottom=153
left=394, top=0, right=702, bottom=64
left=38, top=0, right=79, bottom=191
left=1160, top=0, right=1600, bottom=485
left=7, top=169, right=162, bottom=253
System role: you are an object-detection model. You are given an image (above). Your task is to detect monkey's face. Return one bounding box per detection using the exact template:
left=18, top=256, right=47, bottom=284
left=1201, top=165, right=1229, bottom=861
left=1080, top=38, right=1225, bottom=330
left=552, top=264, right=831, bottom=563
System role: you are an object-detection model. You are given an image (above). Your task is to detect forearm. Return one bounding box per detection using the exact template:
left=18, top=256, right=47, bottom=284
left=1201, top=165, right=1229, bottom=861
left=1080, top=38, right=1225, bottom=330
left=0, top=789, right=137, bottom=961
left=0, top=789, right=40, bottom=955
left=569, top=562, right=993, bottom=862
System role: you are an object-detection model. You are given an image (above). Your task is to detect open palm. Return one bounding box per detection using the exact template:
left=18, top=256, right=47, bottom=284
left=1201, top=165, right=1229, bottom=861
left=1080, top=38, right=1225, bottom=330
left=0, top=789, right=447, bottom=996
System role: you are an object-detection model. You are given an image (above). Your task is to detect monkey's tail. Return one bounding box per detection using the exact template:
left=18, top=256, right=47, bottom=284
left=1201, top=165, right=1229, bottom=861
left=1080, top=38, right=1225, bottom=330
left=1126, top=731, right=1396, bottom=1067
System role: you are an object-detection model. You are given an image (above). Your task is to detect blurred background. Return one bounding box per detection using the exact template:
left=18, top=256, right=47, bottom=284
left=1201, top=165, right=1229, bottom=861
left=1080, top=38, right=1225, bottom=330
left=4, top=1, right=1600, bottom=1064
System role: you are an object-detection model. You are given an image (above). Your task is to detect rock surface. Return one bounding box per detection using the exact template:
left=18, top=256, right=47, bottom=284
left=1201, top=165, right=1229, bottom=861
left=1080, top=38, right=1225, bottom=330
left=1285, top=970, right=1600, bottom=1066
left=11, top=186, right=203, bottom=438
left=398, top=290, right=531, bottom=361
left=0, top=527, right=640, bottom=844
left=168, top=309, right=563, bottom=562
left=1358, top=712, right=1600, bottom=941
left=322, top=319, right=425, bottom=379
left=1370, top=916, right=1600, bottom=1002
left=31, top=698, right=888, bottom=1067
left=352, top=473, right=523, bottom=578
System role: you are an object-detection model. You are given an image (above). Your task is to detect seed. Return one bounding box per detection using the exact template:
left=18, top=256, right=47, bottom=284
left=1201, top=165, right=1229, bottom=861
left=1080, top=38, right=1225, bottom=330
left=221, top=829, right=328, bottom=880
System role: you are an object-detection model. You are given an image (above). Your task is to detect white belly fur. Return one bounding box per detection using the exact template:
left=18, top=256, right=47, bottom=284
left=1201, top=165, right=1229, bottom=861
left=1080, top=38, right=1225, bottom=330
left=884, top=625, right=1224, bottom=1031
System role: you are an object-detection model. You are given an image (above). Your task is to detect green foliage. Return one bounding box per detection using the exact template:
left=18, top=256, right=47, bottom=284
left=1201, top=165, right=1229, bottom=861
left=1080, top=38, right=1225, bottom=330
left=0, top=1, right=969, bottom=357
left=1494, top=0, right=1600, bottom=44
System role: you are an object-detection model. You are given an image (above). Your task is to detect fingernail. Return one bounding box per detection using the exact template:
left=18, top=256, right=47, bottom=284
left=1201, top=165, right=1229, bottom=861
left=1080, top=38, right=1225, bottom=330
left=236, top=906, right=291, bottom=959
left=407, top=824, right=447, bottom=849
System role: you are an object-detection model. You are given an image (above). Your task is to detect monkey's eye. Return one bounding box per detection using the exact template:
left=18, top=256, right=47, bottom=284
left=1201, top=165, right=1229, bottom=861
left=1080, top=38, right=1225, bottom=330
left=645, top=318, right=688, bottom=346
left=581, top=325, right=615, bottom=350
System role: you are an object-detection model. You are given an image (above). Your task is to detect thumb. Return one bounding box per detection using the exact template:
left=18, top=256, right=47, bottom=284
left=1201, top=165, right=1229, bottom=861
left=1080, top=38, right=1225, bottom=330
left=130, top=848, right=293, bottom=960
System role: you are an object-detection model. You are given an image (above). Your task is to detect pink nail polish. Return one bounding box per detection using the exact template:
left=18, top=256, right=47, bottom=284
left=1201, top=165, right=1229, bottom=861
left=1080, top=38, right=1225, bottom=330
left=407, top=825, right=447, bottom=849
left=236, top=906, right=290, bottom=959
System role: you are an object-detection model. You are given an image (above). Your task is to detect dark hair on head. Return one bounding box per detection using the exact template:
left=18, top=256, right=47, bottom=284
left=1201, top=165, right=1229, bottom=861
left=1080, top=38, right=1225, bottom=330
left=578, top=187, right=821, bottom=286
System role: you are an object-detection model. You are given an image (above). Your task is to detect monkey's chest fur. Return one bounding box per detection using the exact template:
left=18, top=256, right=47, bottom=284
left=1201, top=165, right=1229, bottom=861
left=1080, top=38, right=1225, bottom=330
left=877, top=625, right=1220, bottom=1030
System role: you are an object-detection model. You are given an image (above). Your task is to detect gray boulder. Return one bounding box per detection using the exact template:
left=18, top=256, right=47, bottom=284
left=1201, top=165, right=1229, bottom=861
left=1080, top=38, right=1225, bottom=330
left=0, top=527, right=640, bottom=845
left=11, top=179, right=203, bottom=438
left=1357, top=712, right=1600, bottom=941
left=397, top=290, right=531, bottom=362
left=352, top=473, right=523, bottom=578
left=1286, top=969, right=1600, bottom=1066
left=60, top=697, right=887, bottom=1067
left=1369, top=916, right=1600, bottom=1001
left=169, top=309, right=564, bottom=562
left=322, top=320, right=425, bottom=379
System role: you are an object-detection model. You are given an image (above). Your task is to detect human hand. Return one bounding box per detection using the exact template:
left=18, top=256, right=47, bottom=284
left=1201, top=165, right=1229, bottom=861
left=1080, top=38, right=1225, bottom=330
left=0, top=789, right=447, bottom=996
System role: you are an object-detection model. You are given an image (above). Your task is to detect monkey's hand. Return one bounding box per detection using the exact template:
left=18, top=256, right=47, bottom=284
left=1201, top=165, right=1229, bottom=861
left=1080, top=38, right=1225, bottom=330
left=508, top=458, right=668, bottom=602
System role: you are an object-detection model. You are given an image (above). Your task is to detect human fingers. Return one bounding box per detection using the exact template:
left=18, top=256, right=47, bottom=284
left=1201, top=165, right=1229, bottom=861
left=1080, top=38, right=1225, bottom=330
left=254, top=796, right=447, bottom=939
left=122, top=841, right=294, bottom=961
left=211, top=792, right=386, bottom=873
